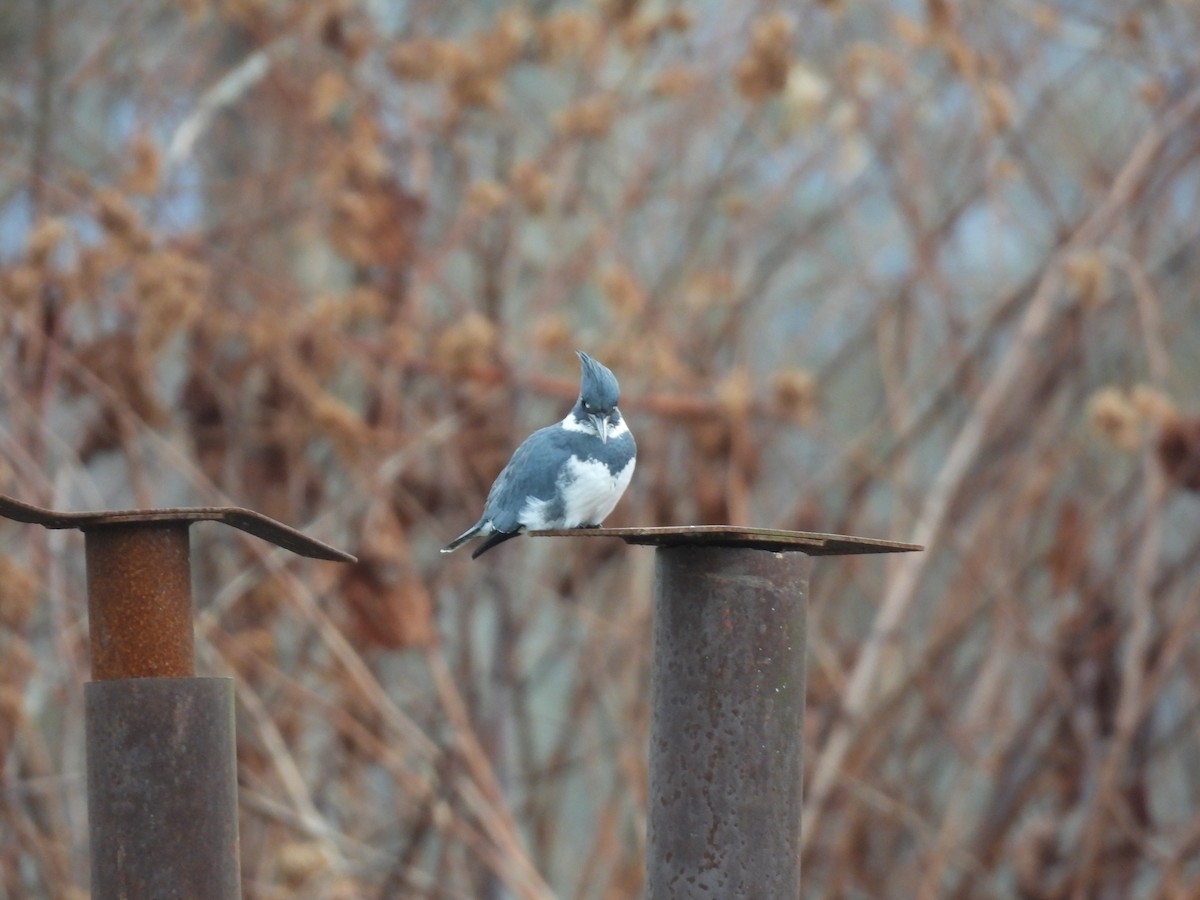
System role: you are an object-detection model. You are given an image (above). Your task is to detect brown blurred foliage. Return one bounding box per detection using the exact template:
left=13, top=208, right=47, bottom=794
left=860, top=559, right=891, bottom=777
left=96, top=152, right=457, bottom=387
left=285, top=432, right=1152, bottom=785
left=3, top=0, right=1200, bottom=897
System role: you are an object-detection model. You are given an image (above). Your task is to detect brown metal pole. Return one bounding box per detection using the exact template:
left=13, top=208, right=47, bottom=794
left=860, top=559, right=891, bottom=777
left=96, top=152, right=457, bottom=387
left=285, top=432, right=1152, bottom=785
left=83, top=524, right=240, bottom=900
left=86, top=677, right=241, bottom=900
left=646, top=545, right=811, bottom=899
left=84, top=523, right=194, bottom=679
left=0, top=494, right=355, bottom=900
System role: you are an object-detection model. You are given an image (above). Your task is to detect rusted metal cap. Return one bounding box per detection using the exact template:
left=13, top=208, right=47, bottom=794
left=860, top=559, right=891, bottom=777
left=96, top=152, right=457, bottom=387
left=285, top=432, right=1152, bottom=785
left=1, top=493, right=354, bottom=681
left=0, top=494, right=356, bottom=562
left=530, top=525, right=922, bottom=555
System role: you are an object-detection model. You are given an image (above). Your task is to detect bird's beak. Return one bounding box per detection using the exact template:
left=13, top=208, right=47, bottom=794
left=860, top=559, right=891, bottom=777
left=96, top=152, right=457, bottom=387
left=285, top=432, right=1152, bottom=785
left=590, top=414, right=608, bottom=444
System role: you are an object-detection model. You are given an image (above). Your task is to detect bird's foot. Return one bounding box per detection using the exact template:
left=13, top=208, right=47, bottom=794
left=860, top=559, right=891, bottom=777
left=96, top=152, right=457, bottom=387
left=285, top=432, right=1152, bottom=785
left=575, top=523, right=601, bottom=529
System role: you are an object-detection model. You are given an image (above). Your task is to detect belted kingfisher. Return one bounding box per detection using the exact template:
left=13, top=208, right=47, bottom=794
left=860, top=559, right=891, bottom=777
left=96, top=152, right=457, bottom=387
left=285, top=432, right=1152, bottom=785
left=442, top=351, right=636, bottom=559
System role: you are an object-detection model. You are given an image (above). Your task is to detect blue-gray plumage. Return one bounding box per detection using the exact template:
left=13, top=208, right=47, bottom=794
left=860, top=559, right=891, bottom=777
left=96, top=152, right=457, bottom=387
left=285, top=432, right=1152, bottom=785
left=442, top=351, right=636, bottom=559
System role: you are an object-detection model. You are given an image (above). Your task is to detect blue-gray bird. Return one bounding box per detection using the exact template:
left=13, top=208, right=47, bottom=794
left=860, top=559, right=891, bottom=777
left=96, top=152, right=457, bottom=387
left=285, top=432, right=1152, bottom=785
left=442, top=351, right=636, bottom=559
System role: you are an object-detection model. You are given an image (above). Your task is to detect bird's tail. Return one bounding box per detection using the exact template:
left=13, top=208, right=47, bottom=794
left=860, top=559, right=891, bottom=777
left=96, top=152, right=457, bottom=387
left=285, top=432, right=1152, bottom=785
left=471, top=529, right=520, bottom=559
left=441, top=521, right=484, bottom=554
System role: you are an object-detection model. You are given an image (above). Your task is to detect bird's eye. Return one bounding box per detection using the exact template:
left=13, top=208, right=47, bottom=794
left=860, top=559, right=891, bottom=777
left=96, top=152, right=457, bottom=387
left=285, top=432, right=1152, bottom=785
left=583, top=402, right=592, bottom=412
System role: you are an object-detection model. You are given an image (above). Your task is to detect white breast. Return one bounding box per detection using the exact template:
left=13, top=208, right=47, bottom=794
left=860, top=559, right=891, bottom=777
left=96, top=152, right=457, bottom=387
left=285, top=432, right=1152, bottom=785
left=558, top=455, right=636, bottom=528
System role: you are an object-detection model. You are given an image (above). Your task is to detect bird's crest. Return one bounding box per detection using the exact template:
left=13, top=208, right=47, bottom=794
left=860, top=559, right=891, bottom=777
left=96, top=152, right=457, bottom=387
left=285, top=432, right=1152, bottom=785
left=577, top=351, right=620, bottom=410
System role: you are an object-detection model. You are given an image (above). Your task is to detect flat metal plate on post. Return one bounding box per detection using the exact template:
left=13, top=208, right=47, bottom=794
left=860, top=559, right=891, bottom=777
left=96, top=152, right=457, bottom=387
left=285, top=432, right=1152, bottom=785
left=0, top=494, right=356, bottom=562
left=531, top=524, right=922, bottom=555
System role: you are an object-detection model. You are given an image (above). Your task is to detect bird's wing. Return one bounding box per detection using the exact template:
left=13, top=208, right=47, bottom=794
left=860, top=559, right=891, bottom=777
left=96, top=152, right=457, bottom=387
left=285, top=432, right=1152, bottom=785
left=484, top=426, right=569, bottom=532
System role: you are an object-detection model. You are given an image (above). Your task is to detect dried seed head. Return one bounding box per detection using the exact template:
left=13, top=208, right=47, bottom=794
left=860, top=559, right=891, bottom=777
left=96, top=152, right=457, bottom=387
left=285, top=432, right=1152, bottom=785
left=389, top=38, right=450, bottom=81
left=26, top=217, right=69, bottom=265
left=684, top=270, right=734, bottom=313
left=475, top=16, right=526, bottom=72
left=0, top=641, right=35, bottom=688
left=600, top=265, right=647, bottom=319
left=276, top=841, right=331, bottom=888
left=892, top=14, right=928, bottom=46
left=310, top=69, right=350, bottom=121
left=1120, top=12, right=1144, bottom=42
left=620, top=15, right=663, bottom=51
left=538, top=11, right=601, bottom=62
left=663, top=8, right=692, bottom=31
left=0, top=265, right=38, bottom=313
left=124, top=131, right=162, bottom=195
left=770, top=369, right=818, bottom=424
left=1064, top=252, right=1109, bottom=308
left=555, top=94, right=617, bottom=138
left=716, top=368, right=754, bottom=419
left=0, top=684, right=29, bottom=766
left=735, top=13, right=794, bottom=102
left=1030, top=5, right=1060, bottom=32
left=783, top=63, right=831, bottom=130
left=532, top=314, right=572, bottom=354
left=308, top=392, right=368, bottom=452
left=926, top=0, right=956, bottom=33
left=448, top=59, right=504, bottom=111
left=1138, top=79, right=1166, bottom=107
left=752, top=11, right=794, bottom=50
left=434, top=312, right=498, bottom=376
left=599, top=0, right=641, bottom=23
left=1086, top=387, right=1140, bottom=452
left=135, top=248, right=210, bottom=353
left=465, top=180, right=510, bottom=217
left=652, top=64, right=701, bottom=98
left=510, top=161, right=553, bottom=214
left=0, top=558, right=39, bottom=631
left=95, top=188, right=147, bottom=249
left=1130, top=384, right=1177, bottom=427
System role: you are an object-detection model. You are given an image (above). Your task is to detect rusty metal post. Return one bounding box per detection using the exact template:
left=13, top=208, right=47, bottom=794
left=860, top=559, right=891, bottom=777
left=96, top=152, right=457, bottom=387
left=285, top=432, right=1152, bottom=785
left=85, top=524, right=195, bottom=679
left=82, top=522, right=236, bottom=900
left=647, top=545, right=810, bottom=898
left=531, top=524, right=921, bottom=900
left=86, top=677, right=240, bottom=899
left=0, top=495, right=354, bottom=900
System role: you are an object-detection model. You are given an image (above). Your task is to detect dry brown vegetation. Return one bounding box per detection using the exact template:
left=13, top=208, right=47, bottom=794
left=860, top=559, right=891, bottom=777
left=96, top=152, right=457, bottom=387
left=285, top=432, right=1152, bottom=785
left=4, top=0, right=1200, bottom=897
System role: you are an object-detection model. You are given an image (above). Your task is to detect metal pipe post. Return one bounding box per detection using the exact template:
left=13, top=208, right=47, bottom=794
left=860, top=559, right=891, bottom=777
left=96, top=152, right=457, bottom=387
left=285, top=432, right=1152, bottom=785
left=83, top=523, right=241, bottom=900
left=86, top=677, right=240, bottom=899
left=645, top=545, right=811, bottom=899
left=538, top=526, right=919, bottom=898
left=0, top=494, right=355, bottom=900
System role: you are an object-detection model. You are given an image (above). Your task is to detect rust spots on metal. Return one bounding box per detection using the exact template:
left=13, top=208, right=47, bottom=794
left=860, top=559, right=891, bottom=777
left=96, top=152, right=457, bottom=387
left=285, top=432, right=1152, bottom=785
left=635, top=530, right=921, bottom=895
left=85, top=524, right=195, bottom=680
left=0, top=492, right=356, bottom=682
left=86, top=677, right=241, bottom=898
left=646, top=545, right=811, bottom=898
